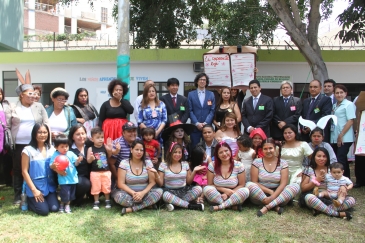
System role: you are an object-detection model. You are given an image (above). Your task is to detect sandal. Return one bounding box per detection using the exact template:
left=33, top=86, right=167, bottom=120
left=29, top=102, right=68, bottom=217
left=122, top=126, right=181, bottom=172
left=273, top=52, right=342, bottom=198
left=338, top=211, right=352, bottom=221
left=277, top=207, right=284, bottom=215
left=257, top=206, right=268, bottom=217
left=121, top=208, right=126, bottom=216
left=312, top=209, right=320, bottom=216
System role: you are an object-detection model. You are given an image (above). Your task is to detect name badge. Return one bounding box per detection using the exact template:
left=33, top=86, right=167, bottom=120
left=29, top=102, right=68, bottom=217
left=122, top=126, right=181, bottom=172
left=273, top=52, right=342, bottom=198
left=227, top=109, right=232, bottom=112
left=207, top=100, right=212, bottom=106
left=180, top=106, right=185, bottom=111
left=152, top=110, right=157, bottom=118
left=290, top=106, right=296, bottom=111
left=314, top=108, right=320, bottom=113
left=259, top=106, right=265, bottom=110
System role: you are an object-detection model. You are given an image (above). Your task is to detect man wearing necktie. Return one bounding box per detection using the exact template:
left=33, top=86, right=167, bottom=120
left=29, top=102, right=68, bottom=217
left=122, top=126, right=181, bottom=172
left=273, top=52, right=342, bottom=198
left=271, top=81, right=302, bottom=140
left=241, top=80, right=273, bottom=137
left=188, top=73, right=215, bottom=147
left=301, top=80, right=332, bottom=142
left=324, top=79, right=337, bottom=105
left=160, top=78, right=189, bottom=128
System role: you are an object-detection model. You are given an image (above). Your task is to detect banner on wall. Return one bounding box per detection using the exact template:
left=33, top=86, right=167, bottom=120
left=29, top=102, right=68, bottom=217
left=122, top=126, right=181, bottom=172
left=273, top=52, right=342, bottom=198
left=95, top=88, right=110, bottom=112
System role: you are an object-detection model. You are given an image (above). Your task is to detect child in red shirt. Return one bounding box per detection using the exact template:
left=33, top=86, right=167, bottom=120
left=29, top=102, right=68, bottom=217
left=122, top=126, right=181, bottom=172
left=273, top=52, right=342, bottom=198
left=141, top=127, right=161, bottom=166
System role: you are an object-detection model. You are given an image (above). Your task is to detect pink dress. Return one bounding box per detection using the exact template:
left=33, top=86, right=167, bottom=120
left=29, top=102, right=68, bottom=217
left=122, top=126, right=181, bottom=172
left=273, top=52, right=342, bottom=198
left=193, top=162, right=208, bottom=186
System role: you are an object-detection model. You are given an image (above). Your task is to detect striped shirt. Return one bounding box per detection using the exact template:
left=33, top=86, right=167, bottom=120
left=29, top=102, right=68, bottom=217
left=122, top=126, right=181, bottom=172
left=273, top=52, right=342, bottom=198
left=119, top=159, right=153, bottom=192
left=326, top=174, right=352, bottom=194
left=252, top=158, right=288, bottom=189
left=159, top=161, right=189, bottom=189
left=112, top=136, right=131, bottom=168
left=208, top=161, right=245, bottom=188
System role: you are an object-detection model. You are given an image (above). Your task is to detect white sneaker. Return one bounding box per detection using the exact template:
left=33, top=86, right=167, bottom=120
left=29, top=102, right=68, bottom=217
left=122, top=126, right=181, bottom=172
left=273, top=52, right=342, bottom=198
left=166, top=203, right=174, bottom=212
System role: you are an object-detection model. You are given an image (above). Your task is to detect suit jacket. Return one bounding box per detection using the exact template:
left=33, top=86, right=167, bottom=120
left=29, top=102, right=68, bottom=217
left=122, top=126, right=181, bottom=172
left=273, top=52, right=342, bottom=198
left=271, top=96, right=302, bottom=140
left=188, top=89, right=215, bottom=132
left=301, top=94, right=332, bottom=142
left=5, top=101, right=49, bottom=143
left=241, top=94, right=273, bottom=137
left=160, top=94, right=189, bottom=127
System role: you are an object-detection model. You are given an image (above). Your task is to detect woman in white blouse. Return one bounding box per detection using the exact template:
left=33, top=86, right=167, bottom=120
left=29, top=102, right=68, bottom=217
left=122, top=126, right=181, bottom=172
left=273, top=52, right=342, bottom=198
left=45, top=88, right=77, bottom=140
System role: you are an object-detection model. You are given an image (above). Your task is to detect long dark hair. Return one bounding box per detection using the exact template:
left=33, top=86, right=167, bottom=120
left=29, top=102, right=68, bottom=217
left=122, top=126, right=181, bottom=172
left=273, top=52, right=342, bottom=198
left=73, top=88, right=89, bottom=107
left=68, top=124, right=88, bottom=146
left=282, top=124, right=301, bottom=142
left=309, top=147, right=330, bottom=170
left=0, top=87, right=9, bottom=105
left=214, top=142, right=234, bottom=176
left=165, top=143, right=183, bottom=167
left=29, top=123, right=51, bottom=149
left=129, top=140, right=146, bottom=164
left=261, top=138, right=281, bottom=166
left=217, top=87, right=233, bottom=108
left=190, top=145, right=205, bottom=171
left=141, top=85, right=160, bottom=109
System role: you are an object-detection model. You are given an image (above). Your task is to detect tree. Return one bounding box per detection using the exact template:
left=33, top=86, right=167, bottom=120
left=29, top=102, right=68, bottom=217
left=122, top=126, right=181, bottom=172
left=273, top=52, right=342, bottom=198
left=336, top=0, right=365, bottom=44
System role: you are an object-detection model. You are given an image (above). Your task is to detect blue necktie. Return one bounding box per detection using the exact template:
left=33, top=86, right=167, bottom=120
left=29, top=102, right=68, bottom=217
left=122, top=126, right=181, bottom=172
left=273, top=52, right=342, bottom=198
left=306, top=98, right=316, bottom=118
left=284, top=97, right=289, bottom=107
left=253, top=97, right=258, bottom=109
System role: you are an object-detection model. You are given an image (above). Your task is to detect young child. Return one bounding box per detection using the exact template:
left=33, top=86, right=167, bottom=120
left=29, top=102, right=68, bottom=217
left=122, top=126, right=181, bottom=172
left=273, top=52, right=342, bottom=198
left=141, top=127, right=161, bottom=166
left=197, top=124, right=218, bottom=160
left=249, top=128, right=267, bottom=158
left=87, top=127, right=113, bottom=210
left=190, top=146, right=211, bottom=204
left=235, top=134, right=256, bottom=182
left=50, top=134, right=82, bottom=213
left=314, top=162, right=353, bottom=208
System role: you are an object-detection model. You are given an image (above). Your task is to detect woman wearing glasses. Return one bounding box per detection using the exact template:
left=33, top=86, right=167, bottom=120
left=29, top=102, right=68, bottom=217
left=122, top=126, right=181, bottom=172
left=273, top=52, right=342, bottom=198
left=5, top=75, right=49, bottom=205
left=46, top=87, right=77, bottom=139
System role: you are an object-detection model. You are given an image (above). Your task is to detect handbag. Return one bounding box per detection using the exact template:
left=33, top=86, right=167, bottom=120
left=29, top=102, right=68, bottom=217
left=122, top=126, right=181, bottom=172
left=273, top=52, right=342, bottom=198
left=0, top=119, right=15, bottom=153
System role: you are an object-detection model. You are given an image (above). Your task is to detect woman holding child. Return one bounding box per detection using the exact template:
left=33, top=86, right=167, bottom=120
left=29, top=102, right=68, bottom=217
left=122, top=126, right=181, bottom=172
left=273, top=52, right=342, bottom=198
left=300, top=147, right=355, bottom=220
left=113, top=140, right=162, bottom=215
left=21, top=123, right=59, bottom=216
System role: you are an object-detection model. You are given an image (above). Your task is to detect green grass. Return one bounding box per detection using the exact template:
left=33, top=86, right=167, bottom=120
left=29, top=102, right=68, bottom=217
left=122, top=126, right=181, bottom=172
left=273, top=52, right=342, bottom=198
left=1, top=166, right=365, bottom=243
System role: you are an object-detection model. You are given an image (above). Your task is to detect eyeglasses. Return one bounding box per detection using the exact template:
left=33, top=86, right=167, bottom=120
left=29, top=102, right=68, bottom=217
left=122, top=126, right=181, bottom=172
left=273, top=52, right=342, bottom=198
left=33, top=93, right=40, bottom=97
left=56, top=98, right=68, bottom=103
left=23, top=92, right=35, bottom=96
left=198, top=78, right=207, bottom=82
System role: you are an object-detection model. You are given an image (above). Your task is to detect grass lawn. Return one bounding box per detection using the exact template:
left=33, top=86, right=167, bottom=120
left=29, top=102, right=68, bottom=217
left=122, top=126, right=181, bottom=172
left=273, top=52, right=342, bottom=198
left=1, top=166, right=365, bottom=243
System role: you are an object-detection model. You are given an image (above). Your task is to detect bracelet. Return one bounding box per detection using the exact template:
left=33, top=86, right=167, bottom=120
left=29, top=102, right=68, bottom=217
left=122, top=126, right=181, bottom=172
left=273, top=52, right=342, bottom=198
left=311, top=177, right=320, bottom=186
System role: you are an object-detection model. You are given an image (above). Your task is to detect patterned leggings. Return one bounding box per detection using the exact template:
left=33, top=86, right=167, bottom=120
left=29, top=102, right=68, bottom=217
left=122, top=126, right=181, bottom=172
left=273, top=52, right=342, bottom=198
left=113, top=188, right=163, bottom=212
left=304, top=193, right=356, bottom=216
left=246, top=182, right=300, bottom=210
left=163, top=186, right=202, bottom=208
left=203, top=186, right=249, bottom=210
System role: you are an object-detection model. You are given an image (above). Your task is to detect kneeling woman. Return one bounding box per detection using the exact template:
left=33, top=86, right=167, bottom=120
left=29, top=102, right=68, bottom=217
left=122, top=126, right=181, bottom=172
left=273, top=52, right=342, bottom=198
left=203, top=142, right=249, bottom=212
left=21, top=123, right=59, bottom=215
left=300, top=147, right=355, bottom=220
left=153, top=143, right=205, bottom=211
left=246, top=138, right=300, bottom=217
left=113, top=140, right=162, bottom=215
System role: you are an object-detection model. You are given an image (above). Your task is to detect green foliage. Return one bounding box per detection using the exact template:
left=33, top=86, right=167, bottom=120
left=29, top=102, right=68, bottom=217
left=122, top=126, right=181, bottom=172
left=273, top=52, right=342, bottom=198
left=336, top=0, right=365, bottom=43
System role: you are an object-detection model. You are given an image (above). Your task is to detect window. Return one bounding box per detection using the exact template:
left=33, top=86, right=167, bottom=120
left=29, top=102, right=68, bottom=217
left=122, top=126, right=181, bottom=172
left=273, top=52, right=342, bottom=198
left=2, top=71, right=18, bottom=97
left=101, top=7, right=108, bottom=23
left=138, top=82, right=169, bottom=99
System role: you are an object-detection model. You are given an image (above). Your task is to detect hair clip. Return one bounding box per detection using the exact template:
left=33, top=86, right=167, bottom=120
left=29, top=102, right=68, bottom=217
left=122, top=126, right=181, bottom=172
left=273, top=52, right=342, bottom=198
left=169, top=142, right=177, bottom=152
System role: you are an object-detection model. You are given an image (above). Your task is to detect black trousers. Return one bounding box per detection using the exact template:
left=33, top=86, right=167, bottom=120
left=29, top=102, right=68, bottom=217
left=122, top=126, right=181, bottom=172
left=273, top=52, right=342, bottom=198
left=332, top=142, right=352, bottom=178
left=13, top=144, right=27, bottom=201
left=355, top=155, right=365, bottom=186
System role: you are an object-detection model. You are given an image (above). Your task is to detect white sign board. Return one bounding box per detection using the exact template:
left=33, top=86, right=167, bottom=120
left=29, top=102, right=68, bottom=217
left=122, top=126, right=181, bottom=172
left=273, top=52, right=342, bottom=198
left=203, top=54, right=231, bottom=87
left=231, top=53, right=255, bottom=87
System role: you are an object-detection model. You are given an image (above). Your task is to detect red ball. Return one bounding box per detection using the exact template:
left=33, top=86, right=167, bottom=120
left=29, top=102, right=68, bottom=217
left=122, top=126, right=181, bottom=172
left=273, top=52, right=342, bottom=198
left=54, top=155, right=69, bottom=170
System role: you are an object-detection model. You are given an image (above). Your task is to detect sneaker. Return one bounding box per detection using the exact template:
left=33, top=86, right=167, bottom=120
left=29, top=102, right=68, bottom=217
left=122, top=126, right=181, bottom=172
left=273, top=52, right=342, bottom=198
left=93, top=201, right=100, bottom=210
left=65, top=205, right=72, bottom=214
left=166, top=203, right=174, bottom=212
left=105, top=200, right=111, bottom=209
left=188, top=203, right=204, bottom=211
left=59, top=204, right=65, bottom=213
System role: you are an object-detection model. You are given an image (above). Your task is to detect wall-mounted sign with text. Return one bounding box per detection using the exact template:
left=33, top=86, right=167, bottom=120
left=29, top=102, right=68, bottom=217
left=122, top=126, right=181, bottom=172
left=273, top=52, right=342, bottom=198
left=79, top=77, right=116, bottom=82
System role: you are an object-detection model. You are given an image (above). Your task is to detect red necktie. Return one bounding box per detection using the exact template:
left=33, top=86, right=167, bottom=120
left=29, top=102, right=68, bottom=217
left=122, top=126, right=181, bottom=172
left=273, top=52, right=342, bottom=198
left=172, top=97, right=176, bottom=107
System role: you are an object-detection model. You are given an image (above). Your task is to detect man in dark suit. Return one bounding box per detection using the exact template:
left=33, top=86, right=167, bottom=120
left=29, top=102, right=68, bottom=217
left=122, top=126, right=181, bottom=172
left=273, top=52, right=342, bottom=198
left=324, top=79, right=337, bottom=105
left=271, top=81, right=302, bottom=141
left=160, top=78, right=189, bottom=127
left=301, top=79, right=332, bottom=142
left=241, top=80, right=273, bottom=137
left=188, top=73, right=215, bottom=147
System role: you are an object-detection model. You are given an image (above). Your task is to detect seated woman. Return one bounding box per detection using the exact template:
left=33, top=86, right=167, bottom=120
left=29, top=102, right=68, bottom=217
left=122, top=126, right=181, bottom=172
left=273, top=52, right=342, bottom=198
left=112, top=140, right=163, bottom=215
left=300, top=147, right=355, bottom=220
left=215, top=112, right=241, bottom=156
left=213, top=87, right=241, bottom=131
left=303, top=127, right=337, bottom=166
left=281, top=124, right=313, bottom=184
left=46, top=88, right=77, bottom=138
left=68, top=124, right=91, bottom=206
left=71, top=88, right=99, bottom=138
left=203, top=141, right=249, bottom=212
left=21, top=123, right=59, bottom=216
left=249, top=128, right=267, bottom=158
left=246, top=138, right=300, bottom=217
left=152, top=143, right=205, bottom=211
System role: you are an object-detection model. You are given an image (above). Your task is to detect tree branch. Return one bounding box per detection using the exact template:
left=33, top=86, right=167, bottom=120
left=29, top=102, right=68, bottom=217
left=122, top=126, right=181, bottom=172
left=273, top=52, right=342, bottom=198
left=289, top=0, right=302, bottom=28
left=307, top=0, right=322, bottom=54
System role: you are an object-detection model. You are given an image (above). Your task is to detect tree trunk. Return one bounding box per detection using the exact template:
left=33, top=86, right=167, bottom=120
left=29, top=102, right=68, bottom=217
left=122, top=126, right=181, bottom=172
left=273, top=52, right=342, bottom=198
left=268, top=0, right=329, bottom=83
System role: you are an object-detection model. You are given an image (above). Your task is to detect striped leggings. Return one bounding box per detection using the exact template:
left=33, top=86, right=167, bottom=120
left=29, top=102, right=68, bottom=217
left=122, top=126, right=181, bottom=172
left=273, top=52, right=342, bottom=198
left=246, top=182, right=300, bottom=210
left=163, top=186, right=202, bottom=208
left=304, top=193, right=356, bottom=217
left=203, top=186, right=249, bottom=210
left=113, top=188, right=163, bottom=212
